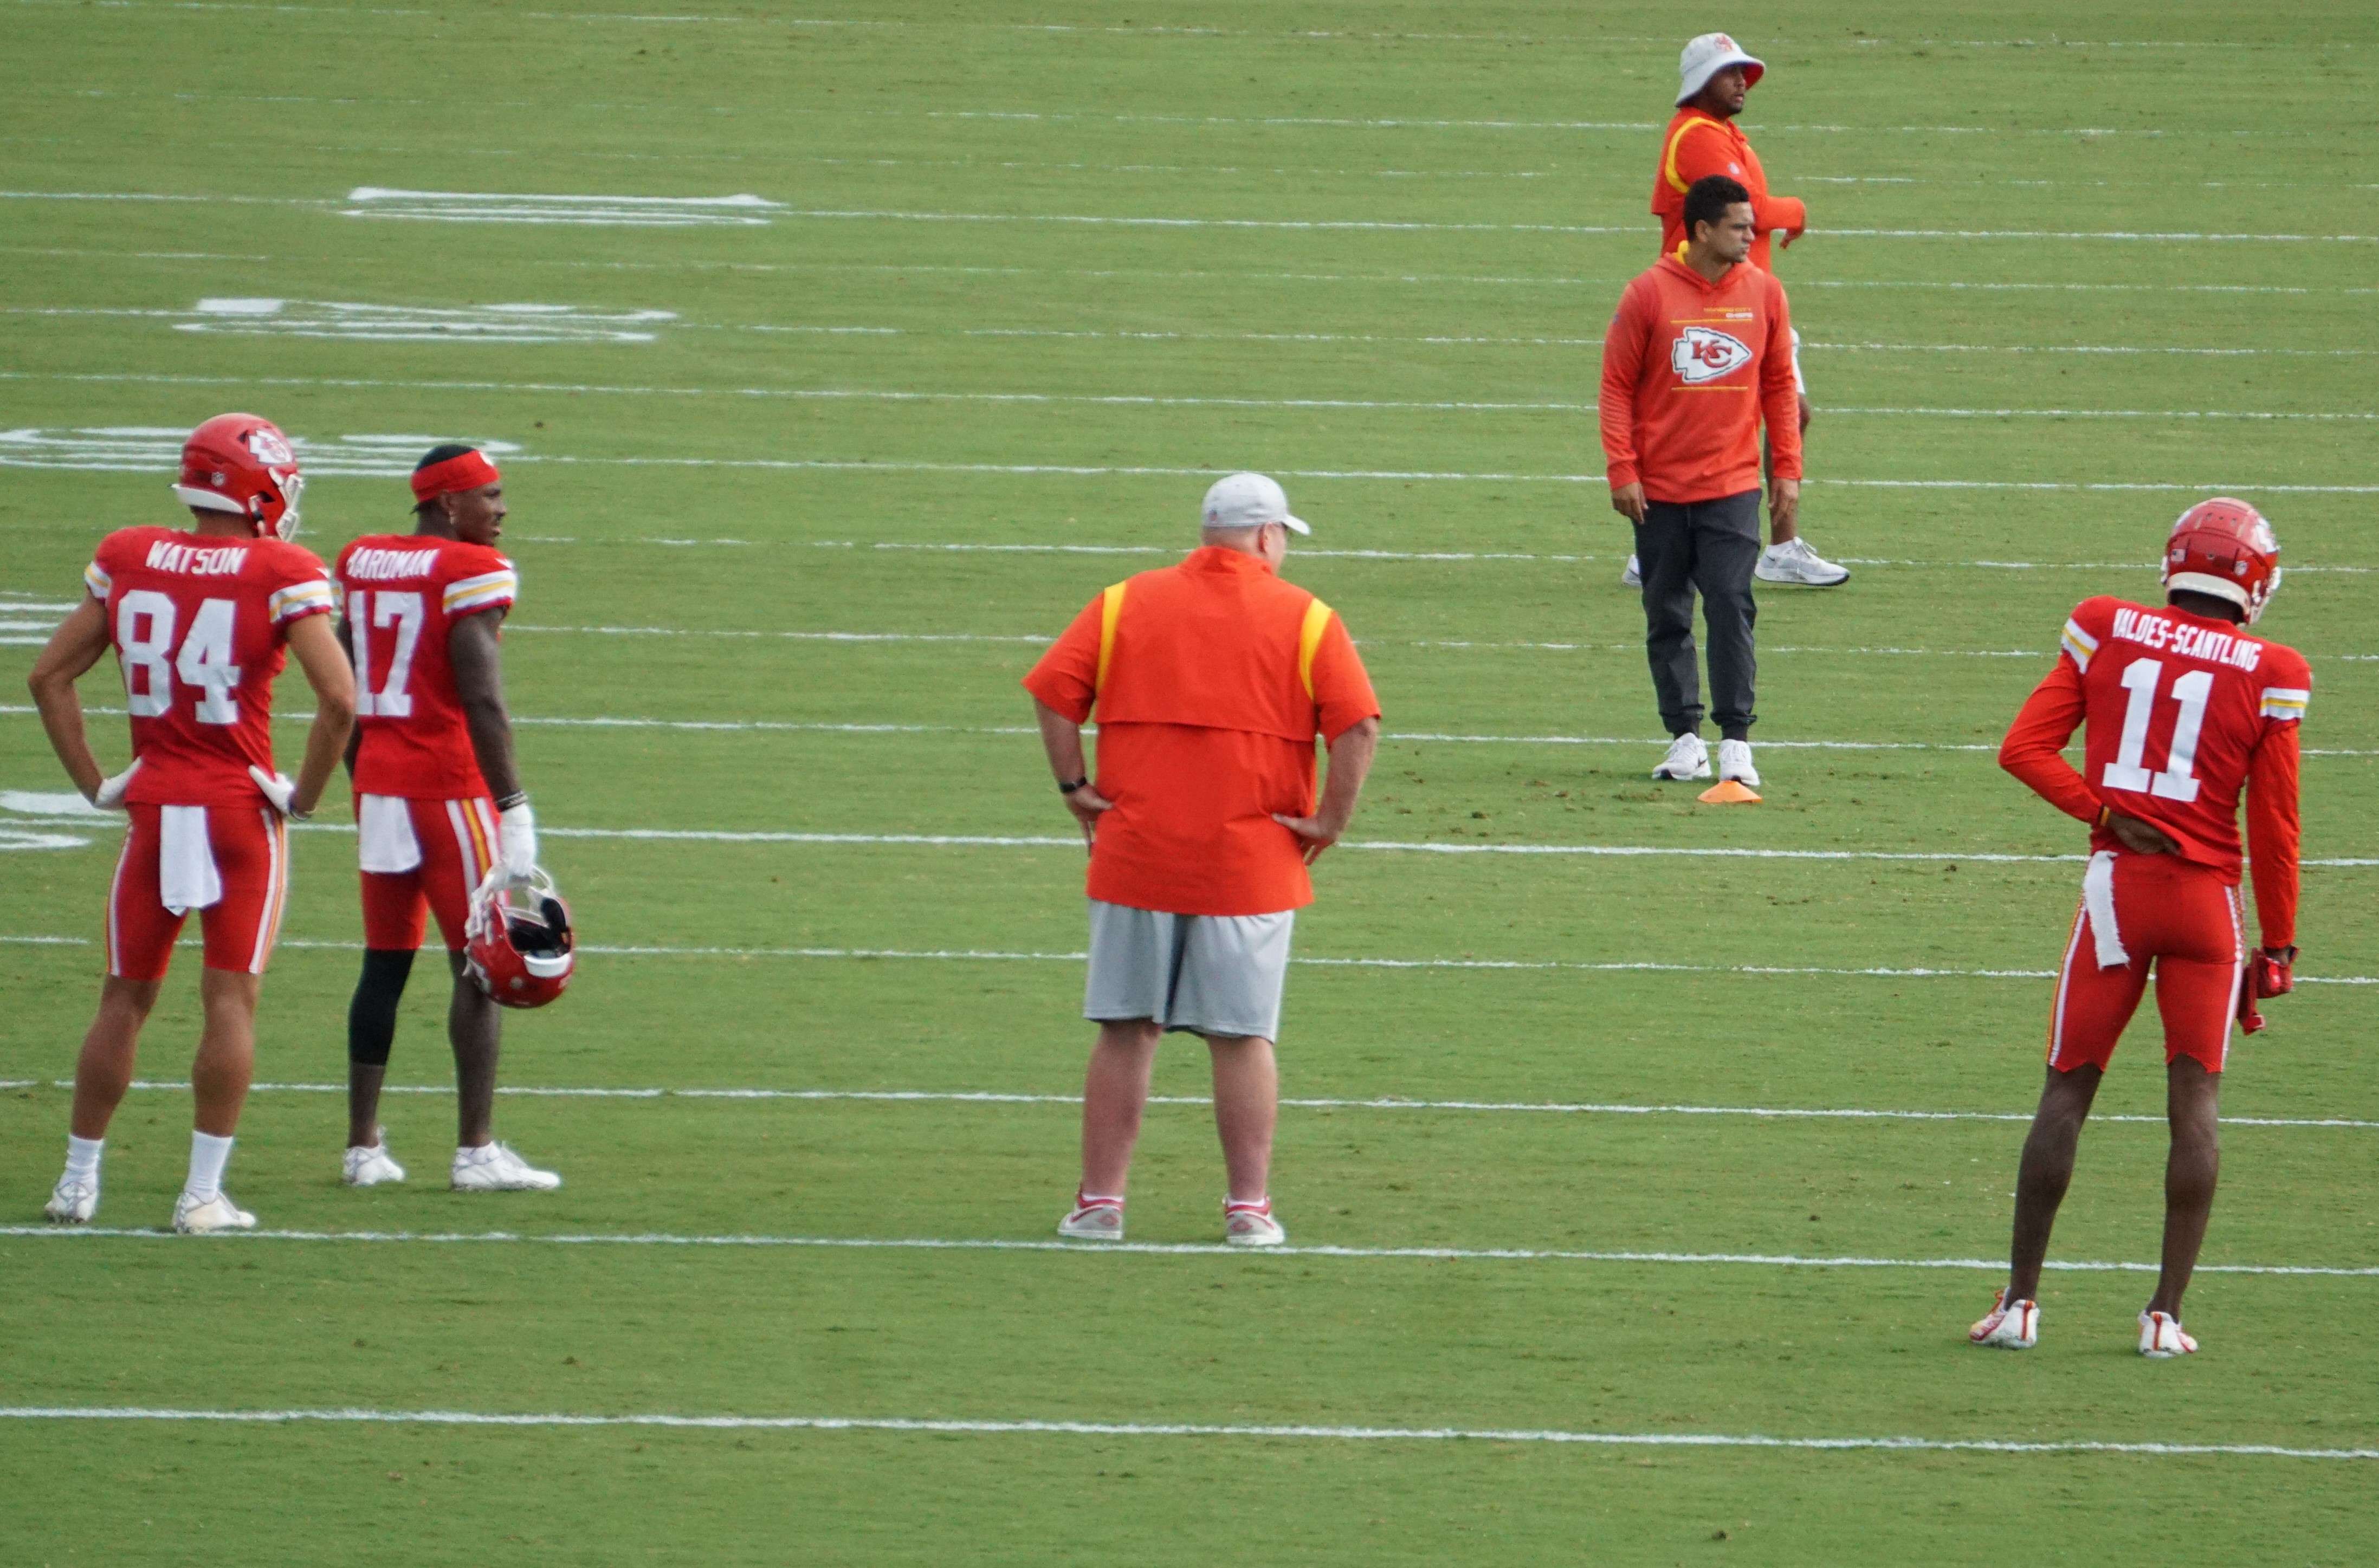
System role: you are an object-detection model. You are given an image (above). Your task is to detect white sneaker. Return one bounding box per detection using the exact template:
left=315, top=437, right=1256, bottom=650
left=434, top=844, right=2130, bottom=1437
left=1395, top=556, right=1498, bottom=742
left=1755, top=536, right=1851, bottom=586
left=1620, top=554, right=1642, bottom=588
left=172, top=1190, right=256, bottom=1234
left=1058, top=1194, right=1124, bottom=1242
left=1652, top=733, right=1710, bottom=780
left=1968, top=1287, right=2039, bottom=1349
left=450, top=1142, right=561, bottom=1192
left=2138, top=1309, right=2199, bottom=1358
left=1717, top=738, right=1761, bottom=788
left=44, top=1176, right=97, bottom=1224
left=1223, top=1200, right=1286, bottom=1247
left=343, top=1141, right=407, bottom=1187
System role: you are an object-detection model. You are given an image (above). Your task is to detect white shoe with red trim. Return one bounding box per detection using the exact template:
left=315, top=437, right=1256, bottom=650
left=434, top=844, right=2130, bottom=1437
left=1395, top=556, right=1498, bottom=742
left=2138, top=1310, right=2199, bottom=1358
left=1058, top=1193, right=1124, bottom=1241
left=1223, top=1199, right=1285, bottom=1247
left=1968, top=1287, right=2039, bottom=1349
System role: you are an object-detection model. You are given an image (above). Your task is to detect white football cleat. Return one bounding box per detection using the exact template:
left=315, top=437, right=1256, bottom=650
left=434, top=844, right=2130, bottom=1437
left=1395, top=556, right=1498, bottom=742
left=1755, top=537, right=1851, bottom=587
left=1620, top=554, right=1643, bottom=588
left=1223, top=1200, right=1286, bottom=1247
left=1652, top=733, right=1711, bottom=780
left=450, top=1142, right=561, bottom=1192
left=1057, top=1194, right=1124, bottom=1241
left=1968, top=1287, right=2039, bottom=1349
left=343, top=1141, right=407, bottom=1187
left=2138, top=1309, right=2199, bottom=1358
left=44, top=1177, right=98, bottom=1225
left=172, top=1190, right=256, bottom=1234
left=1717, top=738, right=1761, bottom=788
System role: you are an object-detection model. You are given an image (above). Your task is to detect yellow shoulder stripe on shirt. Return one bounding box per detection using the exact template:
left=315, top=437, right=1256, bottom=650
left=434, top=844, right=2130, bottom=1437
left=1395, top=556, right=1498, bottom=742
left=1095, top=580, right=1128, bottom=692
left=1663, top=116, right=1725, bottom=194
left=1297, top=598, right=1335, bottom=699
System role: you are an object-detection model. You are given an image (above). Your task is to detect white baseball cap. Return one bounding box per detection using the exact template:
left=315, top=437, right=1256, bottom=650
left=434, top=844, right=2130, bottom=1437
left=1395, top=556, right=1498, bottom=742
left=1676, top=31, right=1764, bottom=106
left=1201, top=471, right=1310, bottom=535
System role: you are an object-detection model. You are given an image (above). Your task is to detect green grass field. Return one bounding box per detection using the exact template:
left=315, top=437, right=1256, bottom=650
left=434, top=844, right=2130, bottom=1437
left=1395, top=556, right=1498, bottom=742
left=4, top=2, right=2377, bottom=1560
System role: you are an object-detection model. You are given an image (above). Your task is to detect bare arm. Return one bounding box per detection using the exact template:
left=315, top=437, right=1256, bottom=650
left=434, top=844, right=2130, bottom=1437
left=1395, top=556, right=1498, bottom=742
left=448, top=608, right=524, bottom=803
left=1033, top=697, right=1111, bottom=851
left=27, top=596, right=113, bottom=801
left=283, top=613, right=357, bottom=817
left=1273, top=715, right=1381, bottom=866
left=335, top=615, right=363, bottom=776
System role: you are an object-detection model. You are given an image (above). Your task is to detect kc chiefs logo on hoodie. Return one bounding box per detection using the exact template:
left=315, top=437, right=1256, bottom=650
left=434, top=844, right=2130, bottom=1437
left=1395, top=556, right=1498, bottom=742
left=1670, top=325, right=1753, bottom=384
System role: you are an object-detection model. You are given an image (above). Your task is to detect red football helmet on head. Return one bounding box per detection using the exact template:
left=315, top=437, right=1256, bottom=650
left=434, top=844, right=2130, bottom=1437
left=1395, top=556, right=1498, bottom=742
left=2162, top=496, right=2281, bottom=626
left=465, top=870, right=576, bottom=1009
left=172, top=412, right=305, bottom=539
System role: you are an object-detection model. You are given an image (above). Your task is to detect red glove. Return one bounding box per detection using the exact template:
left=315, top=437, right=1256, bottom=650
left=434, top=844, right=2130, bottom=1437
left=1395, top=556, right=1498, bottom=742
left=2236, top=946, right=2297, bottom=1035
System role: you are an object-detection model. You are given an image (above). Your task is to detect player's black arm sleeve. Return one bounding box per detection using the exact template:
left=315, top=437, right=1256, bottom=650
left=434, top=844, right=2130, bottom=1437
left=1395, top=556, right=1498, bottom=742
left=449, top=608, right=525, bottom=802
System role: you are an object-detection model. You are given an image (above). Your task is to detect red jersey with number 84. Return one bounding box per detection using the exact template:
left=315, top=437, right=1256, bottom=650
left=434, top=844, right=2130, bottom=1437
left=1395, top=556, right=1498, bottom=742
left=84, top=527, right=334, bottom=807
left=2001, top=595, right=2307, bottom=943
left=334, top=535, right=518, bottom=799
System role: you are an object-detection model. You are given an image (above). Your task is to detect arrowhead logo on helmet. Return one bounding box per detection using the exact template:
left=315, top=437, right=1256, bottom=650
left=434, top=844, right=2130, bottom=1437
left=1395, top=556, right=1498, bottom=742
left=171, top=412, right=306, bottom=539
left=1671, top=326, right=1753, bottom=384
left=465, top=869, right=577, bottom=1009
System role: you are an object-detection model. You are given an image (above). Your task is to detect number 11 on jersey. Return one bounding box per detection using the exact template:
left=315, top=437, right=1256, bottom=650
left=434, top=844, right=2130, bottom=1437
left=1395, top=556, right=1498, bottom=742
left=2104, top=657, right=2211, bottom=804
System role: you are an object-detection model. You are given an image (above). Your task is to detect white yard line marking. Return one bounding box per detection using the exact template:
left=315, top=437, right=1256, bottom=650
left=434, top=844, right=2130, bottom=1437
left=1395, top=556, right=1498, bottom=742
left=0, top=427, right=521, bottom=476
left=12, top=371, right=2374, bottom=424
left=343, top=187, right=781, bottom=226
left=2, top=1405, right=2372, bottom=1461
left=28, top=1076, right=2372, bottom=1131
left=5, top=1227, right=2374, bottom=1280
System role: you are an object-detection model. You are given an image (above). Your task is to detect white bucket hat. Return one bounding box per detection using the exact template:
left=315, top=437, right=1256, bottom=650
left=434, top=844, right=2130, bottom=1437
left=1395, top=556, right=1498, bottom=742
left=1201, top=471, right=1310, bottom=535
left=1676, top=31, right=1764, bottom=106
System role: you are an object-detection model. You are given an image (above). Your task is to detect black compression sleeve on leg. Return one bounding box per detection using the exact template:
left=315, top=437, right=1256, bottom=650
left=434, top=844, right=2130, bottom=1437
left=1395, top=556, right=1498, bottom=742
left=347, top=948, right=418, bottom=1067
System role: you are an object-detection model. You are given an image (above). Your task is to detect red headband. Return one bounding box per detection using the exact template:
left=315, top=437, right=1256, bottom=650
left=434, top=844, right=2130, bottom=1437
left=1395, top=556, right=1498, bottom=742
left=410, top=449, right=501, bottom=503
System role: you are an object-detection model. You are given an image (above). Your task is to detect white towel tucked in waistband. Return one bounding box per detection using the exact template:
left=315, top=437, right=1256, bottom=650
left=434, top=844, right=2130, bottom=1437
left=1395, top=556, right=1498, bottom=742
left=357, top=794, right=424, bottom=874
left=2081, top=850, right=2130, bottom=970
left=158, top=805, right=223, bottom=916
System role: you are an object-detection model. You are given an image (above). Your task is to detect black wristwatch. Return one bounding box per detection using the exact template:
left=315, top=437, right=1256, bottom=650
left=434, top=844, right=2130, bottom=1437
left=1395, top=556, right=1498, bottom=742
left=1058, top=777, right=1090, bottom=795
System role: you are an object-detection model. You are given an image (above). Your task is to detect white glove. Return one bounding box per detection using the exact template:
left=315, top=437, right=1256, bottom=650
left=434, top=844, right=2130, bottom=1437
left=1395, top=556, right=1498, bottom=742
left=499, top=800, right=538, bottom=885
left=89, top=757, right=143, bottom=811
left=247, top=764, right=305, bottom=819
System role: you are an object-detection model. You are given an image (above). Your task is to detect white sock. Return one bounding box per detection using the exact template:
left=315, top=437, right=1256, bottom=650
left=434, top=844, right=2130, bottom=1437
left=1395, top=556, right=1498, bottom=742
left=63, top=1135, right=104, bottom=1185
left=185, top=1131, right=235, bottom=1200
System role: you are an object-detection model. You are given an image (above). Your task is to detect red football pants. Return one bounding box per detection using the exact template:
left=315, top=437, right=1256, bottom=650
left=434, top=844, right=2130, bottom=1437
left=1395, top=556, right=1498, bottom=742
left=107, top=803, right=289, bottom=980
left=2048, top=853, right=2245, bottom=1075
left=359, top=795, right=499, bottom=953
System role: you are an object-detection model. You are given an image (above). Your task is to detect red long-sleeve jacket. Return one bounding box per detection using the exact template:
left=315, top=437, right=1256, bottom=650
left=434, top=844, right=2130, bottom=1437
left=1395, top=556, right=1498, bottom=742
left=1652, top=108, right=1807, bottom=273
left=1599, top=255, right=1801, bottom=504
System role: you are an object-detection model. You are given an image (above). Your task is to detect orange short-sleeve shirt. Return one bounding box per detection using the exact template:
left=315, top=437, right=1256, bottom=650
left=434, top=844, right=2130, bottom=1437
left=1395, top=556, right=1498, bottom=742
left=1023, top=547, right=1380, bottom=916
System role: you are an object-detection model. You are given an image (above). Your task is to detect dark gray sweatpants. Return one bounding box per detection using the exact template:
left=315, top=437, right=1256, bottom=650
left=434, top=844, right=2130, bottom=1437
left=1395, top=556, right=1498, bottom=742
left=1633, top=489, right=1760, bottom=738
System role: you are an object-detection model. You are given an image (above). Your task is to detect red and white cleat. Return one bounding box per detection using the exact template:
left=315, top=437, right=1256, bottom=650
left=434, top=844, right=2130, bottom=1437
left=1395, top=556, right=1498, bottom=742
left=1057, top=1191, right=1124, bottom=1242
left=1223, top=1198, right=1285, bottom=1247
left=1968, top=1287, right=2039, bottom=1349
left=2138, top=1310, right=2199, bottom=1358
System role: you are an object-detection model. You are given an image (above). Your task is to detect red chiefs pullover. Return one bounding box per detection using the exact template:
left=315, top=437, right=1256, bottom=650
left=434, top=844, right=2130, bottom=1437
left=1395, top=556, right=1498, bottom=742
left=1599, top=255, right=1801, bottom=504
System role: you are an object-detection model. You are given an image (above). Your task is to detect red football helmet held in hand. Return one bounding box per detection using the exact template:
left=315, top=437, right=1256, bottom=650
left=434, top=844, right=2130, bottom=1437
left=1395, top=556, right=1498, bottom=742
left=172, top=412, right=305, bottom=539
left=465, top=869, right=576, bottom=1009
left=2162, top=497, right=2280, bottom=626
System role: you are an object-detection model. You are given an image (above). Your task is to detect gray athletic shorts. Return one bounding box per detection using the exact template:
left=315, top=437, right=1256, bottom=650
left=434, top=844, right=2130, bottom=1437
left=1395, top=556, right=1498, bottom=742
left=1083, top=899, right=1296, bottom=1041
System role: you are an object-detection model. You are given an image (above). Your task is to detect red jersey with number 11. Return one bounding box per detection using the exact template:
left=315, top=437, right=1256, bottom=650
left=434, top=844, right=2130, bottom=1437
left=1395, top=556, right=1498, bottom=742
left=2000, top=595, right=2308, bottom=944
left=334, top=535, right=518, bottom=799
left=85, top=527, right=334, bottom=807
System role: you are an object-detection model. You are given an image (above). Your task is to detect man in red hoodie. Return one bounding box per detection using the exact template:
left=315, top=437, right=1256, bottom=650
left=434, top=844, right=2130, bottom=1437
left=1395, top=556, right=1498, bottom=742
left=1620, top=32, right=1848, bottom=592
left=1600, top=174, right=1800, bottom=789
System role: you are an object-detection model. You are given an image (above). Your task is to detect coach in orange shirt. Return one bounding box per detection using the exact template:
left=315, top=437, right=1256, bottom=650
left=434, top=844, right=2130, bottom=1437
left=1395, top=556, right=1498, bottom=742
left=1023, top=473, right=1380, bottom=1248
left=1601, top=175, right=1801, bottom=791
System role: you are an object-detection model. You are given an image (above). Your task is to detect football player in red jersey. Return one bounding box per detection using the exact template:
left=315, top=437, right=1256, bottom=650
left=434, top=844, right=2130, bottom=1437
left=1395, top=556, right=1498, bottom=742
left=331, top=444, right=559, bottom=1194
left=1970, top=499, right=2307, bottom=1358
left=27, top=413, right=357, bottom=1233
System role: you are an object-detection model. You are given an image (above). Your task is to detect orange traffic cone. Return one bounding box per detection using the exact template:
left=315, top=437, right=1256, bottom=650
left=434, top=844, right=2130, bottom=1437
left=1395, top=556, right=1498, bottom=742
left=1697, top=780, right=1761, bottom=805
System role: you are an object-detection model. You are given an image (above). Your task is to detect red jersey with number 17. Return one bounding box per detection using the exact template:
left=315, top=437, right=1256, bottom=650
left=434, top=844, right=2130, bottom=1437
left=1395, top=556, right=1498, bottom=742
left=83, top=527, right=334, bottom=807
left=2000, top=595, right=2309, bottom=943
left=334, top=535, right=518, bottom=799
